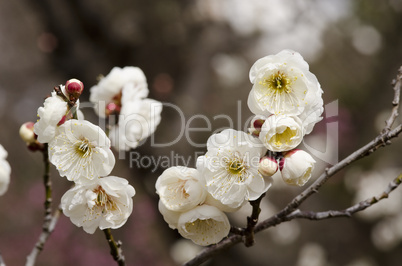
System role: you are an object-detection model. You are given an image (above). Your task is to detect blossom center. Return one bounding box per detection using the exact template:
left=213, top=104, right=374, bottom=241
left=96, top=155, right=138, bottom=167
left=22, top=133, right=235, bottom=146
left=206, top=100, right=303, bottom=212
left=93, top=186, right=117, bottom=212
left=168, top=180, right=190, bottom=200
left=76, top=138, right=93, bottom=158
left=226, top=158, right=246, bottom=180
left=185, top=218, right=217, bottom=233
left=262, top=72, right=292, bottom=94
left=270, top=127, right=296, bottom=146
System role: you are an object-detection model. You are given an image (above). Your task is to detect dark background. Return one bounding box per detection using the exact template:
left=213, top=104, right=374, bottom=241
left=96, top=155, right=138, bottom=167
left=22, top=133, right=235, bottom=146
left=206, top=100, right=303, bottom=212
left=0, top=0, right=401, bottom=265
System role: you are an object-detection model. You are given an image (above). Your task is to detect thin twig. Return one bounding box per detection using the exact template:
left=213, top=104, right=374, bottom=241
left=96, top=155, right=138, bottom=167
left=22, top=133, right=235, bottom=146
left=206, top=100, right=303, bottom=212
left=183, top=67, right=402, bottom=266
left=383, top=66, right=401, bottom=133
left=26, top=145, right=61, bottom=266
left=26, top=207, right=62, bottom=266
left=103, top=229, right=125, bottom=266
left=244, top=193, right=265, bottom=247
left=288, top=173, right=402, bottom=220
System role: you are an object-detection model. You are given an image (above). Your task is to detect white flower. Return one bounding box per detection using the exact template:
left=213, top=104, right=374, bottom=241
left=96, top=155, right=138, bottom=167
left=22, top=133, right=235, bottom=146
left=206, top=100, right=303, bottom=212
left=259, top=115, right=304, bottom=152
left=196, top=129, right=272, bottom=209
left=298, top=96, right=324, bottom=135
left=177, top=205, right=230, bottom=246
left=109, top=98, right=162, bottom=151
left=158, top=200, right=181, bottom=229
left=279, top=149, right=316, bottom=186
left=34, top=91, right=68, bottom=143
left=156, top=166, right=207, bottom=212
left=89, top=66, right=149, bottom=118
left=61, top=176, right=135, bottom=234
left=49, top=119, right=115, bottom=182
left=203, top=193, right=241, bottom=213
left=248, top=49, right=323, bottom=119
left=0, top=145, right=11, bottom=196
left=89, top=66, right=162, bottom=151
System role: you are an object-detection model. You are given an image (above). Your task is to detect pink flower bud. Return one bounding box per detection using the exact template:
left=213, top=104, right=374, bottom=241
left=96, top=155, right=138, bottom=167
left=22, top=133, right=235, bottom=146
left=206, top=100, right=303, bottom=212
left=106, top=102, right=121, bottom=116
left=259, top=156, right=278, bottom=176
left=249, top=115, right=266, bottom=137
left=20, top=122, right=44, bottom=152
left=19, top=122, right=36, bottom=144
left=280, top=149, right=315, bottom=186
left=65, top=78, right=84, bottom=100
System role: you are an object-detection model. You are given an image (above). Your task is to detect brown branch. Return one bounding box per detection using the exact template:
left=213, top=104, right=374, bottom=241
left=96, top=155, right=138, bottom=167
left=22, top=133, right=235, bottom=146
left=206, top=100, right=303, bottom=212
left=103, top=229, right=126, bottom=266
left=183, top=67, right=402, bottom=266
left=383, top=66, right=401, bottom=133
left=26, top=144, right=58, bottom=266
left=26, top=207, right=62, bottom=266
left=288, top=173, right=402, bottom=221
left=244, top=193, right=265, bottom=247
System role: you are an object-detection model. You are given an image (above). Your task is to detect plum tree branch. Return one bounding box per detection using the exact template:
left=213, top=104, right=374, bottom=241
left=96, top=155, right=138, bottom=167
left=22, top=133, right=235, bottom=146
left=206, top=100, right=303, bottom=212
left=184, top=66, right=402, bottom=266
left=287, top=173, right=402, bottom=221
left=103, top=229, right=126, bottom=266
left=26, top=144, right=62, bottom=266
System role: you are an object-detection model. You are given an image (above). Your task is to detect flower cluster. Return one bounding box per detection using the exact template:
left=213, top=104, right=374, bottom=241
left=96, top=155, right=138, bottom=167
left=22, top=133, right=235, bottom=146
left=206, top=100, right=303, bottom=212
left=32, top=79, right=136, bottom=234
left=89, top=66, right=162, bottom=151
left=156, top=166, right=231, bottom=246
left=248, top=50, right=322, bottom=186
left=156, top=50, right=323, bottom=246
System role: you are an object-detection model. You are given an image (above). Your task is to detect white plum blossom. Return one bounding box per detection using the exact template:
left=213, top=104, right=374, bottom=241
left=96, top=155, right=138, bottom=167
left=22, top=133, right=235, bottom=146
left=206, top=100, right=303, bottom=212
left=109, top=98, right=162, bottom=151
left=298, top=94, right=324, bottom=135
left=197, top=129, right=272, bottom=209
left=279, top=149, right=316, bottom=186
left=156, top=166, right=207, bottom=212
left=0, top=144, right=11, bottom=196
left=248, top=49, right=323, bottom=121
left=203, top=193, right=241, bottom=213
left=177, top=205, right=230, bottom=246
left=158, top=200, right=181, bottom=229
left=49, top=119, right=115, bottom=182
left=89, top=66, right=162, bottom=151
left=34, top=91, right=68, bottom=143
left=89, top=66, right=149, bottom=118
left=259, top=115, right=304, bottom=152
left=61, top=176, right=135, bottom=234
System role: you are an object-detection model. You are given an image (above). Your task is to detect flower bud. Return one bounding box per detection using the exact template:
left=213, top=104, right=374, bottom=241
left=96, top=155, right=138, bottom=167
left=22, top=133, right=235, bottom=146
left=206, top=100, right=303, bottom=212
left=105, top=102, right=121, bottom=116
left=19, top=122, right=36, bottom=144
left=65, top=78, right=84, bottom=100
left=258, top=156, right=278, bottom=176
left=279, top=149, right=315, bottom=186
left=248, top=115, right=265, bottom=137
left=20, top=122, right=44, bottom=152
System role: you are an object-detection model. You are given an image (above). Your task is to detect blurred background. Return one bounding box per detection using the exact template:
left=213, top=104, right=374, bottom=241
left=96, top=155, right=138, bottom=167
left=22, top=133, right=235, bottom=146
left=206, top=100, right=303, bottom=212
left=0, top=0, right=401, bottom=265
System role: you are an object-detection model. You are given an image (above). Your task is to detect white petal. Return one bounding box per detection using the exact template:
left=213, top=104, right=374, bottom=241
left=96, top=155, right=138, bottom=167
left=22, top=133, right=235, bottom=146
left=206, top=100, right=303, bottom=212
left=177, top=205, right=230, bottom=246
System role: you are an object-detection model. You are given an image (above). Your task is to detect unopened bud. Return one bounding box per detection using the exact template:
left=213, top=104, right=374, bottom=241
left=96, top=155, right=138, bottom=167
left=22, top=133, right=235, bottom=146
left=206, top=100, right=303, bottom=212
left=280, top=149, right=316, bottom=186
left=65, top=78, right=84, bottom=100
left=259, top=156, right=278, bottom=176
left=105, top=102, right=121, bottom=116
left=20, top=122, right=44, bottom=152
left=248, top=116, right=265, bottom=137
left=19, top=122, right=36, bottom=144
